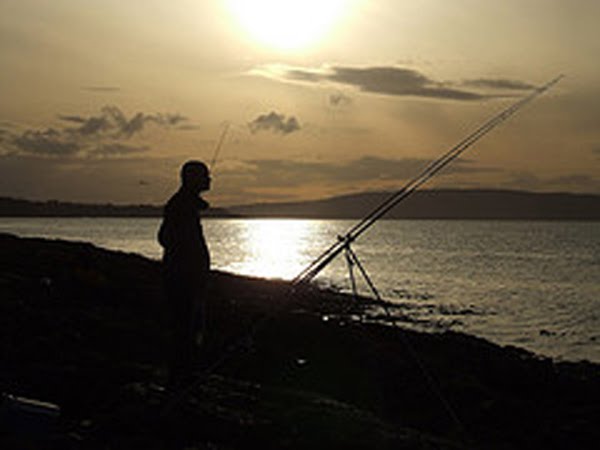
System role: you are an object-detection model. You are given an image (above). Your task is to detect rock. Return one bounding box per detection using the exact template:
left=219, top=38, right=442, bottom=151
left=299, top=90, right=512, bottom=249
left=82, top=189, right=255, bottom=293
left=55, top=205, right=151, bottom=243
left=1, top=233, right=599, bottom=449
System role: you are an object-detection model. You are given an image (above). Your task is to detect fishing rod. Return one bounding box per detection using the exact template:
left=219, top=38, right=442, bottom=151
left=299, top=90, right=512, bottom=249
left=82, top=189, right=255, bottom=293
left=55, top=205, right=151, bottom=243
left=209, top=122, right=231, bottom=171
left=293, top=75, right=563, bottom=286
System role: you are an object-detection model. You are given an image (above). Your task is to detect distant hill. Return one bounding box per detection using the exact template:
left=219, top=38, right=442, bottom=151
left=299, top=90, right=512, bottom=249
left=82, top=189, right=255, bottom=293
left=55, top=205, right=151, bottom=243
left=0, top=197, right=234, bottom=218
left=1, top=190, right=599, bottom=219
left=227, top=189, right=600, bottom=220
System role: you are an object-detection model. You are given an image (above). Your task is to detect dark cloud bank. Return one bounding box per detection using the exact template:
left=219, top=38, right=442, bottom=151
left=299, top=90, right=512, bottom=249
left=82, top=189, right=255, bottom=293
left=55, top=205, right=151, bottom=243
left=2, top=106, right=186, bottom=158
left=13, top=129, right=80, bottom=156
left=463, top=78, right=537, bottom=91
left=58, top=105, right=186, bottom=139
left=282, top=65, right=535, bottom=101
left=229, top=156, right=492, bottom=189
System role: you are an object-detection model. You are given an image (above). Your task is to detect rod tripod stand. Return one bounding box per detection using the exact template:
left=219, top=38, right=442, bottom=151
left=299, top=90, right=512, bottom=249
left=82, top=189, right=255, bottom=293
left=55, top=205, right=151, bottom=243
left=339, top=235, right=383, bottom=304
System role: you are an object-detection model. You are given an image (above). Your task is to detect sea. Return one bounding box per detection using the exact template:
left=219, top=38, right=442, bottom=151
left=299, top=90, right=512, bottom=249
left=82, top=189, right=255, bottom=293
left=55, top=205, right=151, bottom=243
left=1, top=217, right=598, bottom=363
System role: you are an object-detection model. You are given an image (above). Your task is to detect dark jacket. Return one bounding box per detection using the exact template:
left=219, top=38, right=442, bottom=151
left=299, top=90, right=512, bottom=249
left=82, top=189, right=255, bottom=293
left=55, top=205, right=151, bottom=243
left=158, top=187, right=210, bottom=287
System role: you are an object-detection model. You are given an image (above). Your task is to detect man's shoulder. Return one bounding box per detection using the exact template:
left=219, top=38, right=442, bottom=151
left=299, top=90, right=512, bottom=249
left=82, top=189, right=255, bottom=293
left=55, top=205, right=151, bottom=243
left=164, top=189, right=197, bottom=216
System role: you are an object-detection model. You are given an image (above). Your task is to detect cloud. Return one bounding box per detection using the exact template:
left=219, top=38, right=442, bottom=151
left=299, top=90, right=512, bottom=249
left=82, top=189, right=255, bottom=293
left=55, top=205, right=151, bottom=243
left=207, top=156, right=501, bottom=204
left=217, top=158, right=599, bottom=204
left=329, top=67, right=485, bottom=100
left=236, top=156, right=491, bottom=188
left=329, top=92, right=352, bottom=107
left=463, top=78, right=537, bottom=91
left=59, top=106, right=187, bottom=139
left=89, top=143, right=149, bottom=157
left=286, top=69, right=323, bottom=82
left=58, top=115, right=87, bottom=124
left=3, top=105, right=186, bottom=158
left=0, top=128, right=9, bottom=142
left=83, top=86, right=121, bottom=92
left=0, top=153, right=175, bottom=203
left=258, top=65, right=541, bottom=101
left=176, top=124, right=202, bottom=131
left=501, top=171, right=600, bottom=193
left=264, top=65, right=488, bottom=101
left=12, top=128, right=81, bottom=156
left=501, top=172, right=542, bottom=191
left=549, top=174, right=600, bottom=191
left=248, top=111, right=301, bottom=135
left=59, top=114, right=112, bottom=136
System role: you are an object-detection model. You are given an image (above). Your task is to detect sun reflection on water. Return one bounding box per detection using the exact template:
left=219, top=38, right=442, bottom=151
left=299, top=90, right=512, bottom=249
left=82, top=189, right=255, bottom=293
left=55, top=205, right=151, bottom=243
left=218, top=219, right=321, bottom=280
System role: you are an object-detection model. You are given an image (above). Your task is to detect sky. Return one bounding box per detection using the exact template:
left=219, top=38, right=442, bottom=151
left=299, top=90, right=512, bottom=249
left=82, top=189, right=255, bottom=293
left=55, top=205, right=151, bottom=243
left=0, top=0, right=599, bottom=206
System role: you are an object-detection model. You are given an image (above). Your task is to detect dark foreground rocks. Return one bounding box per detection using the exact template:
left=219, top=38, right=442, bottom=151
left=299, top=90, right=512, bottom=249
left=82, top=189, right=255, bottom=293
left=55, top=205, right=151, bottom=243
left=1, top=232, right=599, bottom=449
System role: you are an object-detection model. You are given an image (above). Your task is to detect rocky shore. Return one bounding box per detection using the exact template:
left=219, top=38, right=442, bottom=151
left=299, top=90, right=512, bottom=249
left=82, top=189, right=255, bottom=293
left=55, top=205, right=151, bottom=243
left=1, top=232, right=599, bottom=449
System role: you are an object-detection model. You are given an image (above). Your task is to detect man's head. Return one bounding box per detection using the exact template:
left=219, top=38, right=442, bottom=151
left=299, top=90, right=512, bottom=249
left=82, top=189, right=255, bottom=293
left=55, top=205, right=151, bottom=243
left=180, top=160, right=211, bottom=194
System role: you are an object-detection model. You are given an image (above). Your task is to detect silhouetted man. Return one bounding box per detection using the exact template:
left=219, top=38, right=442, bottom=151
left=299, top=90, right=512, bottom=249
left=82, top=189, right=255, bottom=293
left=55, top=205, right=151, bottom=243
left=158, top=160, right=211, bottom=387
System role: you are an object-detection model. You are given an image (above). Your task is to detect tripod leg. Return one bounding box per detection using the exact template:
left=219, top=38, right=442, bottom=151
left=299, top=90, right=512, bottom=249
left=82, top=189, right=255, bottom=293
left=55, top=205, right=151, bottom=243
left=344, top=247, right=358, bottom=301
left=347, top=246, right=383, bottom=302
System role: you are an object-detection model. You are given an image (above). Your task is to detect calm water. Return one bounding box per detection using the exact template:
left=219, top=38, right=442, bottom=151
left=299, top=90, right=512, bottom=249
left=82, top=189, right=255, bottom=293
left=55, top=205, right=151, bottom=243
left=1, top=217, right=599, bottom=363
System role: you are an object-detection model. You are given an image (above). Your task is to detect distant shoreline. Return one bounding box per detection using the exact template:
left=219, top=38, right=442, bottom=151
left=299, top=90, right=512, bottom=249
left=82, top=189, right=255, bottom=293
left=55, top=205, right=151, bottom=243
left=1, top=189, right=599, bottom=220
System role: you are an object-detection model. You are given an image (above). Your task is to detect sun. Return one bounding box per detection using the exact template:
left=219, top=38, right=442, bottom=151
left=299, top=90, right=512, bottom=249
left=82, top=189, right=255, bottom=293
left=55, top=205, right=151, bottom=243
left=226, top=0, right=352, bottom=51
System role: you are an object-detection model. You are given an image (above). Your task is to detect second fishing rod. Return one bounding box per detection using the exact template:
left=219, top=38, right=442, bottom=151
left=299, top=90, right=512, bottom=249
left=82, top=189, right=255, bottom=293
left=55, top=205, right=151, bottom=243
left=293, top=75, right=563, bottom=286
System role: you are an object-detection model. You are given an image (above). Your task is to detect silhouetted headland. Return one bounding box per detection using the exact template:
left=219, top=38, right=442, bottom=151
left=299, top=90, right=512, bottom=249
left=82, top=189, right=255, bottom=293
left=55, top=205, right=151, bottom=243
left=0, top=197, right=234, bottom=218
left=1, top=233, right=599, bottom=449
left=228, top=189, right=600, bottom=220
left=2, top=189, right=600, bottom=219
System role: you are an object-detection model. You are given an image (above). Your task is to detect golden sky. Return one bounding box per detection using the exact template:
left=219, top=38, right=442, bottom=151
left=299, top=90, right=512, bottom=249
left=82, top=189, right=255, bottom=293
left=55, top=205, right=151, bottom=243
left=0, top=0, right=598, bottom=205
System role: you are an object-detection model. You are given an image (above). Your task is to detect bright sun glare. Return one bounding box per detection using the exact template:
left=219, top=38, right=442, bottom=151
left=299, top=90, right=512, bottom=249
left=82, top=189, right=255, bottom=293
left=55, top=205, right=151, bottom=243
left=228, top=219, right=318, bottom=279
left=226, top=0, right=351, bottom=51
